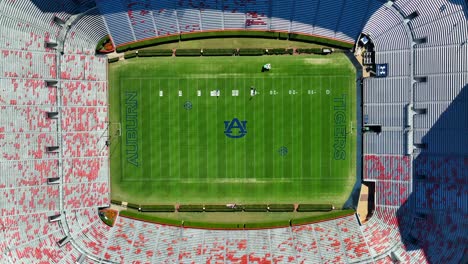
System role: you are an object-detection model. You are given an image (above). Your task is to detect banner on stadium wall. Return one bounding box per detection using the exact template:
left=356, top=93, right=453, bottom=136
left=376, top=64, right=388, bottom=78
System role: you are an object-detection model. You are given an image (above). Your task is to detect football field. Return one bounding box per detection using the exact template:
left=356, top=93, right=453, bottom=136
left=109, top=55, right=357, bottom=205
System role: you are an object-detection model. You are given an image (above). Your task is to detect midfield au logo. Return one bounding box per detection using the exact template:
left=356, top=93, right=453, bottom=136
left=224, top=118, right=247, bottom=139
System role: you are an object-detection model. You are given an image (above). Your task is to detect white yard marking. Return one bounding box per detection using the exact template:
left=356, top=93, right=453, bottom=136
left=244, top=78, right=247, bottom=181
left=215, top=78, right=218, bottom=179
left=186, top=80, right=190, bottom=180
left=262, top=77, right=266, bottom=180
left=281, top=78, right=285, bottom=179
left=168, top=80, right=171, bottom=179
left=149, top=79, right=153, bottom=179
left=205, top=80, right=209, bottom=181
left=319, top=76, right=322, bottom=180
left=301, top=76, right=303, bottom=183
left=225, top=80, right=228, bottom=180
left=272, top=79, right=275, bottom=179
left=197, top=79, right=200, bottom=180
left=291, top=77, right=294, bottom=183
left=178, top=79, right=181, bottom=180
left=234, top=78, right=237, bottom=180
left=159, top=80, right=162, bottom=178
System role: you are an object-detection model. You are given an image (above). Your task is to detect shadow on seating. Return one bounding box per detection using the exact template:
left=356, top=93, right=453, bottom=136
left=397, top=84, right=467, bottom=263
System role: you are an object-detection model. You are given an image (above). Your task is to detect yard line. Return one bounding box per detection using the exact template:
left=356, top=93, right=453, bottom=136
left=348, top=77, right=353, bottom=182
left=234, top=77, right=236, bottom=181
left=281, top=77, right=284, bottom=180
left=328, top=76, right=332, bottom=182
left=185, top=78, right=189, bottom=180
left=159, top=79, right=162, bottom=179
left=253, top=77, right=256, bottom=180
left=196, top=78, right=200, bottom=181
left=224, top=78, right=227, bottom=180
left=178, top=78, right=181, bottom=181
left=272, top=77, right=275, bottom=180
left=215, top=78, right=218, bottom=180
left=300, top=76, right=303, bottom=187
left=291, top=76, right=294, bottom=189
left=310, top=78, right=314, bottom=183
left=262, top=76, right=265, bottom=180
left=205, top=79, right=209, bottom=181
left=244, top=77, right=246, bottom=181
left=318, top=77, right=323, bottom=177
left=149, top=79, right=153, bottom=179
left=168, top=79, right=171, bottom=179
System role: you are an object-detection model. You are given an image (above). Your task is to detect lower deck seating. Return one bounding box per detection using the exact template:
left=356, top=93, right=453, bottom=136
left=61, top=81, right=108, bottom=107
left=413, top=181, right=467, bottom=212
left=395, top=0, right=467, bottom=30
left=0, top=159, right=58, bottom=188
left=0, top=212, right=61, bottom=253
left=62, top=157, right=108, bottom=184
left=63, top=182, right=109, bottom=209
left=336, top=215, right=372, bottom=262
left=270, top=1, right=292, bottom=32
left=60, top=54, right=107, bottom=81
left=414, top=44, right=467, bottom=75
left=414, top=155, right=467, bottom=184
left=61, top=107, right=107, bottom=132
left=410, top=9, right=468, bottom=46
left=95, top=0, right=136, bottom=45
left=1, top=50, right=56, bottom=79
left=364, top=155, right=412, bottom=181
left=94, top=215, right=371, bottom=263
left=226, top=232, right=249, bottom=263
left=0, top=133, right=58, bottom=160
left=152, top=0, right=180, bottom=36
left=0, top=78, right=56, bottom=106
left=177, top=7, right=202, bottom=33
left=0, top=1, right=111, bottom=262
left=0, top=15, right=54, bottom=52
left=64, top=9, right=109, bottom=54
left=126, top=0, right=158, bottom=40
left=376, top=181, right=411, bottom=207
left=0, top=106, right=56, bottom=133
left=409, top=212, right=466, bottom=263
left=361, top=213, right=402, bottom=256
left=201, top=8, right=223, bottom=31
left=65, top=208, right=113, bottom=259
left=5, top=229, right=75, bottom=263
left=0, top=186, right=59, bottom=216
left=62, top=132, right=107, bottom=158
left=290, top=0, right=317, bottom=35
left=270, top=228, right=296, bottom=263
left=97, top=0, right=367, bottom=46
left=363, top=4, right=411, bottom=51
left=363, top=77, right=411, bottom=104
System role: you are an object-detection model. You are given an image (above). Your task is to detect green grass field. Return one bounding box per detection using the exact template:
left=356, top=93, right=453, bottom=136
left=140, top=38, right=323, bottom=50
left=109, top=54, right=357, bottom=206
